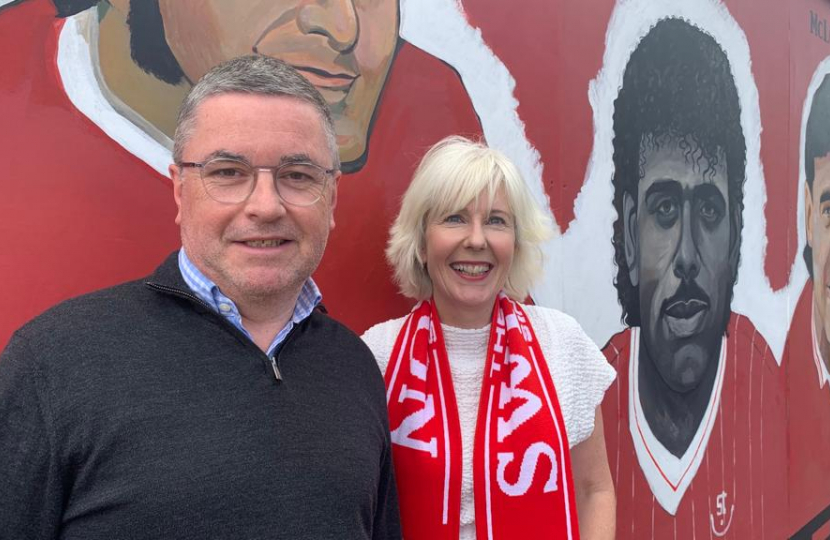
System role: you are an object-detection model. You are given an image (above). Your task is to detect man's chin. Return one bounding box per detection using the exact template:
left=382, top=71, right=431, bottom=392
left=335, top=120, right=369, bottom=172
left=660, top=342, right=715, bottom=393
left=225, top=273, right=305, bottom=299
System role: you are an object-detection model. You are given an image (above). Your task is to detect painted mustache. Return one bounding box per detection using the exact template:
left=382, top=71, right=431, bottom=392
left=662, top=281, right=710, bottom=319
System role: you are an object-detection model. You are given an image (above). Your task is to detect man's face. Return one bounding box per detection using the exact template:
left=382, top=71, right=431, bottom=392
left=171, top=93, right=338, bottom=305
left=624, top=139, right=734, bottom=392
left=157, top=0, right=398, bottom=165
left=806, top=154, right=830, bottom=347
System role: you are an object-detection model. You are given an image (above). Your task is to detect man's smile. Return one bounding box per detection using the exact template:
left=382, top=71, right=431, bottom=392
left=242, top=239, right=289, bottom=248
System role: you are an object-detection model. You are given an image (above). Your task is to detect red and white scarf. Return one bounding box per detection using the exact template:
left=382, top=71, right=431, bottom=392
left=384, top=293, right=579, bottom=539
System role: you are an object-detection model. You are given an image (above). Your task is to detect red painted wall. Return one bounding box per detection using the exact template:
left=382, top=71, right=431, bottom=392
left=0, top=0, right=828, bottom=537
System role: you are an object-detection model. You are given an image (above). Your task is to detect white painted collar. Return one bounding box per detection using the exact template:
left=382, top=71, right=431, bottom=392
left=628, top=327, right=727, bottom=515
left=56, top=8, right=173, bottom=177
left=810, top=298, right=830, bottom=390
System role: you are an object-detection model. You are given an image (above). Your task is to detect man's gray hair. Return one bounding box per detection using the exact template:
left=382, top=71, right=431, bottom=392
left=172, top=55, right=340, bottom=170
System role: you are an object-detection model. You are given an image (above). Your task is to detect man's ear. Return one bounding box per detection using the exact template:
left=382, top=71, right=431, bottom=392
left=806, top=182, right=815, bottom=250
left=170, top=164, right=183, bottom=226
left=623, top=192, right=639, bottom=287
left=328, top=172, right=341, bottom=230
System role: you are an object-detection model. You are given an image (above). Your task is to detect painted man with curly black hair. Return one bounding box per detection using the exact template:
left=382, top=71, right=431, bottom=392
left=600, top=18, right=787, bottom=539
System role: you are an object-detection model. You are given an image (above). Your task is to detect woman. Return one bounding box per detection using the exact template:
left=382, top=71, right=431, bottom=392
left=362, top=136, right=616, bottom=539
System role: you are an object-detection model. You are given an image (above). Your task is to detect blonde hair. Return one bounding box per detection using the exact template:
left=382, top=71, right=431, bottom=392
left=387, top=136, right=554, bottom=301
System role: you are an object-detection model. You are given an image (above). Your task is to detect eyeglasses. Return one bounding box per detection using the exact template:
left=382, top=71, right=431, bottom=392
left=177, top=158, right=337, bottom=206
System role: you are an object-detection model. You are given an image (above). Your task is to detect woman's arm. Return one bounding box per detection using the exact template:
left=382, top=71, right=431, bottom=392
left=572, top=406, right=616, bottom=540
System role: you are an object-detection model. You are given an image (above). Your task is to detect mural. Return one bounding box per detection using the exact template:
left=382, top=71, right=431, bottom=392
left=2, top=0, right=830, bottom=537
left=785, top=59, right=830, bottom=539
left=600, top=16, right=786, bottom=538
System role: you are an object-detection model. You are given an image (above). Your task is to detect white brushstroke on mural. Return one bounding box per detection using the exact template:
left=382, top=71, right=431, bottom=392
left=400, top=0, right=557, bottom=237
left=0, top=0, right=17, bottom=8
left=529, top=0, right=797, bottom=361
left=792, top=58, right=830, bottom=351
left=57, top=9, right=175, bottom=178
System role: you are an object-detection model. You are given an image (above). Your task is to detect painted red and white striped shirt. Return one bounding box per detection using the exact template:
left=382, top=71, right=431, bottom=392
left=785, top=284, right=830, bottom=537
left=602, top=314, right=787, bottom=539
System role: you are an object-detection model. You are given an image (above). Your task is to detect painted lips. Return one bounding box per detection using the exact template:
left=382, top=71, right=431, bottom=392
left=292, top=65, right=357, bottom=102
left=664, top=298, right=708, bottom=338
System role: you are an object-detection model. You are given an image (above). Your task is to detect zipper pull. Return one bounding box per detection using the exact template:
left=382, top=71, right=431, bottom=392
left=270, top=356, right=282, bottom=382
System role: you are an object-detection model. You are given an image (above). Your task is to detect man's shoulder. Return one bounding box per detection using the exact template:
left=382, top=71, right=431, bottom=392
left=306, top=309, right=363, bottom=337
left=303, top=310, right=376, bottom=359
left=298, top=311, right=388, bottom=396
left=785, top=282, right=813, bottom=351
left=727, top=311, right=774, bottom=361
left=11, top=270, right=183, bottom=352
left=602, top=327, right=632, bottom=365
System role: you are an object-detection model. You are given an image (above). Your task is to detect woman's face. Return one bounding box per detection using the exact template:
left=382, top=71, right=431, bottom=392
left=424, top=189, right=516, bottom=328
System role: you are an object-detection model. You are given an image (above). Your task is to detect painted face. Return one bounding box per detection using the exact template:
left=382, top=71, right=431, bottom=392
left=424, top=190, right=516, bottom=328
left=625, top=140, right=734, bottom=392
left=157, top=0, right=399, bottom=165
left=171, top=93, right=338, bottom=305
left=807, top=155, right=830, bottom=351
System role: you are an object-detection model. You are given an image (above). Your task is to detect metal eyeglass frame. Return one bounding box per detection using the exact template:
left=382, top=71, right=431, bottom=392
left=177, top=158, right=337, bottom=207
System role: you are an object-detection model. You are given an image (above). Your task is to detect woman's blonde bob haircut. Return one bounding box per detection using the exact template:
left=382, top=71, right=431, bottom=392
left=387, top=135, right=554, bottom=301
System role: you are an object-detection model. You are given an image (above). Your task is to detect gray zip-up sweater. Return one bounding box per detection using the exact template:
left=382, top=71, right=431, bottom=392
left=0, top=253, right=401, bottom=540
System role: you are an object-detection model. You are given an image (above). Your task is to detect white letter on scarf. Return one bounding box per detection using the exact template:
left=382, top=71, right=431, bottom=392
left=496, top=442, right=559, bottom=496
left=391, top=386, right=438, bottom=457
left=497, top=353, right=542, bottom=443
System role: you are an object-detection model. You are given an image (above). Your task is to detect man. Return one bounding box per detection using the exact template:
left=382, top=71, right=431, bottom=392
left=601, top=18, right=787, bottom=539
left=0, top=0, right=480, bottom=347
left=0, top=55, right=400, bottom=540
left=785, top=71, right=830, bottom=537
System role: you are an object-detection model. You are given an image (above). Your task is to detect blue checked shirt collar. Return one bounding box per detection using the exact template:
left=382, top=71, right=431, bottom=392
left=177, top=249, right=321, bottom=356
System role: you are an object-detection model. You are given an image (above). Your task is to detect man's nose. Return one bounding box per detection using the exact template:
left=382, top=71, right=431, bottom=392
left=244, top=169, right=287, bottom=220
left=298, top=0, right=359, bottom=53
left=673, top=201, right=700, bottom=281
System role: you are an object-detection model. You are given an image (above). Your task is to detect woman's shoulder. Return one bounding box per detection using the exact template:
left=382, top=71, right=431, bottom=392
left=519, top=303, right=606, bottom=369
left=361, top=316, right=409, bottom=345
left=361, top=315, right=410, bottom=373
left=520, top=304, right=584, bottom=337
left=520, top=304, right=616, bottom=446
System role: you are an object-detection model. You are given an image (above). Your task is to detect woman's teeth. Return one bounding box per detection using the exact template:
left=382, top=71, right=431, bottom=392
left=451, top=263, right=490, bottom=276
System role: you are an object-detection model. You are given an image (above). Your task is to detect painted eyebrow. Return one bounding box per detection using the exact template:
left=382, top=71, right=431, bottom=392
left=820, top=189, right=830, bottom=205
left=693, top=182, right=726, bottom=202
left=644, top=179, right=681, bottom=199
